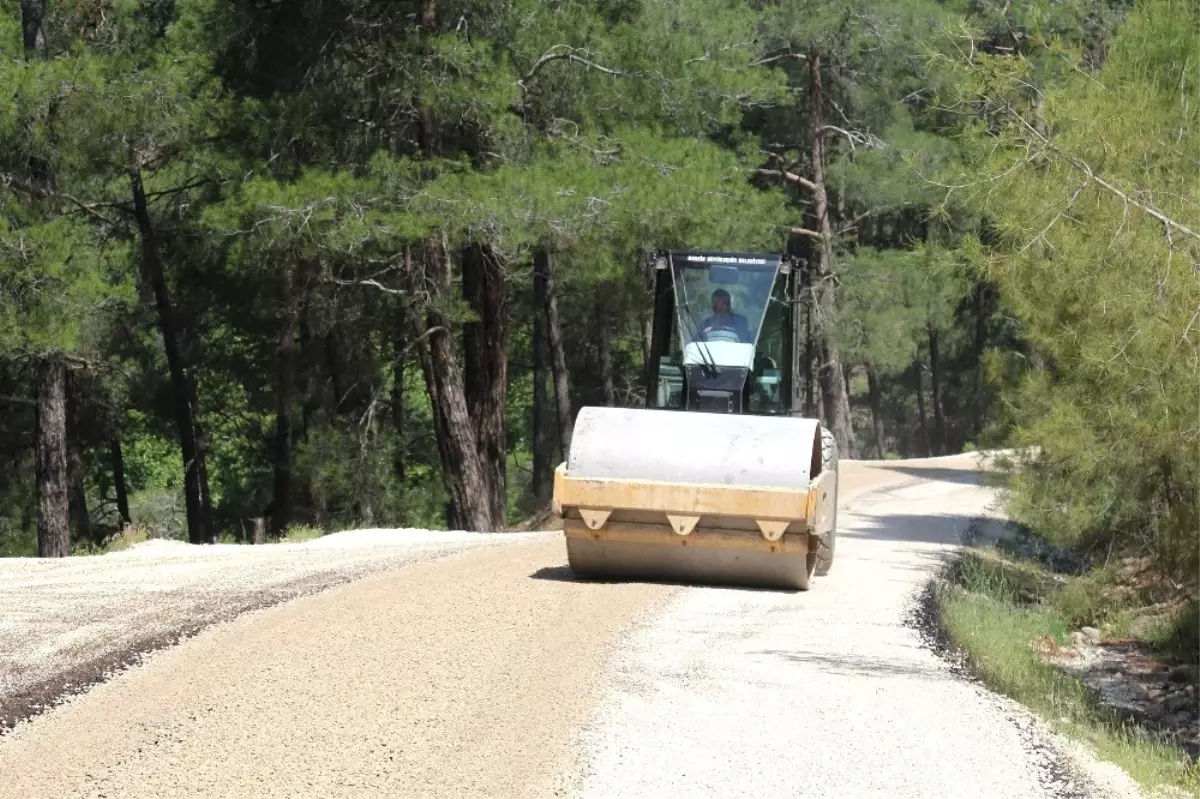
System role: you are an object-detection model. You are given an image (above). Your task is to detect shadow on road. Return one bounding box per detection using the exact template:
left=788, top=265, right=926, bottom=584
left=529, top=565, right=580, bottom=582
left=858, top=464, right=1002, bottom=489
left=747, top=649, right=948, bottom=681
left=528, top=565, right=807, bottom=594
left=841, top=511, right=995, bottom=547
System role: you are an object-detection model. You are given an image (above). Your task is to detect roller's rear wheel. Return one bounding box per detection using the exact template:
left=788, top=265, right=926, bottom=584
left=813, top=426, right=838, bottom=577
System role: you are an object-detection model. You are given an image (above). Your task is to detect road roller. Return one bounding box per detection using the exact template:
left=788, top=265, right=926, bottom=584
left=551, top=250, right=839, bottom=590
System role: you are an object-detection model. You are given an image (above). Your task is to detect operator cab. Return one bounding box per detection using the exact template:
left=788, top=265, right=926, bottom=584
left=646, top=250, right=796, bottom=416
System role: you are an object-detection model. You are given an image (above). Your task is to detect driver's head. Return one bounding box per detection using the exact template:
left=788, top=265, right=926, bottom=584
left=711, top=289, right=731, bottom=315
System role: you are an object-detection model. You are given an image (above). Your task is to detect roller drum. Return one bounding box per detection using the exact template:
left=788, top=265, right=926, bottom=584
left=560, top=406, right=829, bottom=591
left=567, top=406, right=822, bottom=489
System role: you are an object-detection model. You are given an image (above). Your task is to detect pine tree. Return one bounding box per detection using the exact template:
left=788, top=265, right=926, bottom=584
left=933, top=0, right=1200, bottom=578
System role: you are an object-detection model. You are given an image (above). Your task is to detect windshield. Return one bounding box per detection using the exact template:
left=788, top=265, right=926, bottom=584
left=670, top=253, right=781, bottom=368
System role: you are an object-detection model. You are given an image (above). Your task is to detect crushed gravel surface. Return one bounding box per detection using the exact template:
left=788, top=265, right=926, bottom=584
left=563, top=473, right=1134, bottom=798
left=0, top=528, right=541, bottom=731
left=0, top=453, right=1142, bottom=798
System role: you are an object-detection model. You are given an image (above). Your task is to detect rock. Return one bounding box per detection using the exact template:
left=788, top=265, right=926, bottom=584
left=1070, top=632, right=1085, bottom=648
left=1166, top=710, right=1195, bottom=729
left=1080, top=626, right=1101, bottom=644
left=1156, top=782, right=1195, bottom=796
left=1168, top=663, right=1197, bottom=684
left=1166, top=693, right=1191, bottom=714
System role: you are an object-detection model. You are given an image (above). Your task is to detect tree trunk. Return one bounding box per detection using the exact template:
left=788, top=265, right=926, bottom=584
left=928, top=322, right=945, bottom=456
left=596, top=297, right=616, bottom=407
left=803, top=267, right=815, bottom=417
left=461, top=243, right=507, bottom=527
left=536, top=248, right=573, bottom=458
left=298, top=318, right=316, bottom=442
left=325, top=332, right=345, bottom=414
left=393, top=256, right=412, bottom=484
left=402, top=253, right=454, bottom=503
left=815, top=367, right=826, bottom=422
left=974, top=282, right=988, bottom=440
left=20, top=0, right=46, bottom=55
left=270, top=262, right=296, bottom=537
left=130, top=168, right=214, bottom=545
left=418, top=235, right=495, bottom=531
left=865, top=362, right=886, bottom=458
left=68, top=440, right=92, bottom=545
left=531, top=259, right=553, bottom=507
left=357, top=496, right=374, bottom=526
left=895, top=400, right=912, bottom=456
left=414, top=333, right=456, bottom=528
left=914, top=359, right=931, bottom=457
left=110, top=438, right=131, bottom=529
left=392, top=306, right=406, bottom=483
left=807, top=52, right=855, bottom=457
left=183, top=346, right=215, bottom=537
left=35, top=358, right=69, bottom=557
left=642, top=308, right=652, bottom=371
left=815, top=337, right=853, bottom=453
left=412, top=0, right=488, bottom=530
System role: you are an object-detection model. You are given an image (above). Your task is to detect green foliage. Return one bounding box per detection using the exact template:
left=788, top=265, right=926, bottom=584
left=0, top=0, right=1189, bottom=623
left=292, top=421, right=409, bottom=531
left=282, top=523, right=324, bottom=542
left=0, top=216, right=134, bottom=359
left=0, top=454, right=35, bottom=557
left=834, top=247, right=926, bottom=369
left=932, top=0, right=1200, bottom=579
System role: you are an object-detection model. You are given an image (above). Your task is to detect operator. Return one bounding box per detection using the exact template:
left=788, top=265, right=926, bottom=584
left=699, top=288, right=751, bottom=342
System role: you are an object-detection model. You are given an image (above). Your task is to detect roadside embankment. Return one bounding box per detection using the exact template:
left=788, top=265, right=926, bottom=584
left=927, top=537, right=1199, bottom=798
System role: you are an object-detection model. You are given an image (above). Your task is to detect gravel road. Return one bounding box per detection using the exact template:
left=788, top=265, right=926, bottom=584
left=0, top=455, right=1143, bottom=798
left=0, top=528, right=543, bottom=731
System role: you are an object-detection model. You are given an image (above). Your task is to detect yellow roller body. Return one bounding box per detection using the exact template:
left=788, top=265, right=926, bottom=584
left=552, top=406, right=837, bottom=591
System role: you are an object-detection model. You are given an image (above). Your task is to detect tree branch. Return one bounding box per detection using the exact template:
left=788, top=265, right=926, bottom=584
left=332, top=278, right=406, bottom=296
left=753, top=51, right=807, bottom=66
left=1181, top=307, right=1199, bottom=344
left=519, top=46, right=628, bottom=88
left=757, top=168, right=819, bottom=193
left=143, top=177, right=211, bottom=203
left=837, top=208, right=879, bottom=235
left=2, top=172, right=121, bottom=226
left=398, top=325, right=449, bottom=359
left=819, top=125, right=886, bottom=151
left=1009, top=107, right=1200, bottom=243
left=789, top=226, right=823, bottom=241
